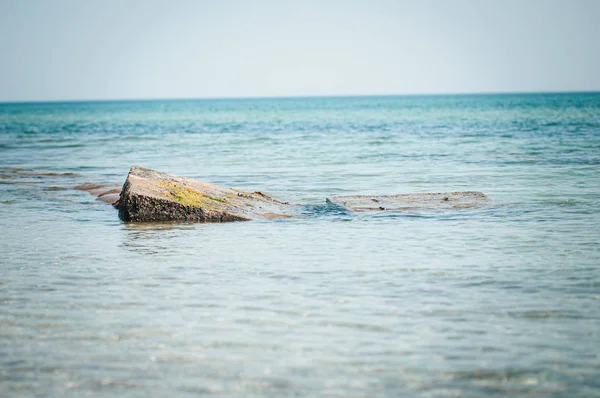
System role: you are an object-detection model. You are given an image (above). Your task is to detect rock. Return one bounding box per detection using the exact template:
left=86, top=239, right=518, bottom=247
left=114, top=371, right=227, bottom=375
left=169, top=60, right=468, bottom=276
left=97, top=193, right=121, bottom=205
left=1, top=168, right=80, bottom=179
left=73, top=183, right=105, bottom=191
left=92, top=187, right=121, bottom=197
left=117, top=166, right=294, bottom=222
left=1, top=168, right=80, bottom=178
left=74, top=184, right=122, bottom=206
left=328, top=191, right=489, bottom=212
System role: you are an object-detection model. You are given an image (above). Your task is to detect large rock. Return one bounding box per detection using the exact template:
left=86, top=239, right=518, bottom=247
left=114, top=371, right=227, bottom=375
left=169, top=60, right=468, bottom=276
left=117, top=166, right=294, bottom=222
left=328, top=191, right=489, bottom=212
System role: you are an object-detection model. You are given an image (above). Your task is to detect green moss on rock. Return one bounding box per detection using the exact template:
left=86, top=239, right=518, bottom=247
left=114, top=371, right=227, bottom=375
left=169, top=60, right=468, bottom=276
left=158, top=181, right=228, bottom=208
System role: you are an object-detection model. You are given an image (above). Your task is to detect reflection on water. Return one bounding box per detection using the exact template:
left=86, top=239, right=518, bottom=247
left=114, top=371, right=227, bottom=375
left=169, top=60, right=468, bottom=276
left=122, top=221, right=196, bottom=232
left=120, top=222, right=197, bottom=255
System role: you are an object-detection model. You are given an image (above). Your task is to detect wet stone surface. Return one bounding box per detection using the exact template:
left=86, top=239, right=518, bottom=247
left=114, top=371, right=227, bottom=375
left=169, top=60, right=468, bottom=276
left=117, top=166, right=295, bottom=222
left=328, top=191, right=490, bottom=212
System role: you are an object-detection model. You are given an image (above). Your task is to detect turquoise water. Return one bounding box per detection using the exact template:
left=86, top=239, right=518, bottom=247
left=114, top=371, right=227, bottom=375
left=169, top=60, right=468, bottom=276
left=1, top=93, right=599, bottom=397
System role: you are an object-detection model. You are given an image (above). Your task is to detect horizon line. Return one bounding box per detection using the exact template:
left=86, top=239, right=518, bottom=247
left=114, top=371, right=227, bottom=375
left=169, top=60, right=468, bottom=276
left=1, top=89, right=599, bottom=105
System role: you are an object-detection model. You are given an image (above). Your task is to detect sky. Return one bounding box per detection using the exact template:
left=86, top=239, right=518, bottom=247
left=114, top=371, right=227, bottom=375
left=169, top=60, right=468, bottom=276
left=0, top=0, right=599, bottom=102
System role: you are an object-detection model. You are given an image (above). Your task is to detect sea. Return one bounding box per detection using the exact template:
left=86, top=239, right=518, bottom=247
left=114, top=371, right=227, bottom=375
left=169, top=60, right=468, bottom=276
left=1, top=93, right=599, bottom=397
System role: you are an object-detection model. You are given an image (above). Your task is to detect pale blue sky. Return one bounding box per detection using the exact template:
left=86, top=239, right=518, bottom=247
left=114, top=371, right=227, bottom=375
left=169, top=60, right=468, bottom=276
left=1, top=0, right=598, bottom=102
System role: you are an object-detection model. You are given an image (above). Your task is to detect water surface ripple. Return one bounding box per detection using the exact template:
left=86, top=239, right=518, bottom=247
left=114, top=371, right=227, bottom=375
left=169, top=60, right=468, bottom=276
left=1, top=93, right=600, bottom=397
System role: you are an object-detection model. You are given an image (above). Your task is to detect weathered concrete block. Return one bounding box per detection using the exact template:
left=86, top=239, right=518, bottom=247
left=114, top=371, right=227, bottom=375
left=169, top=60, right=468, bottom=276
left=117, top=166, right=294, bottom=222
left=328, top=191, right=489, bottom=212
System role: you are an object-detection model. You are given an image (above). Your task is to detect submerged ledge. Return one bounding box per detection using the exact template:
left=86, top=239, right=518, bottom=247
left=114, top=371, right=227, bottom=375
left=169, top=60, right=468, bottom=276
left=75, top=166, right=490, bottom=222
left=328, top=192, right=489, bottom=212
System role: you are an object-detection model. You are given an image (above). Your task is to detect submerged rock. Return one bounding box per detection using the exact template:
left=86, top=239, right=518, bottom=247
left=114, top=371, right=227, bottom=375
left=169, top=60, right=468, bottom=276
left=117, top=166, right=294, bottom=222
left=96, top=192, right=121, bottom=205
left=74, top=184, right=122, bottom=205
left=75, top=167, right=490, bottom=221
left=328, top=191, right=489, bottom=212
left=1, top=168, right=80, bottom=180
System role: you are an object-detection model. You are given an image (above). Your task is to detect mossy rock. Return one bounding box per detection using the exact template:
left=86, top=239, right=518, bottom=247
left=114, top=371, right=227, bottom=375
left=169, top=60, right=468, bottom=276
left=118, top=166, right=294, bottom=222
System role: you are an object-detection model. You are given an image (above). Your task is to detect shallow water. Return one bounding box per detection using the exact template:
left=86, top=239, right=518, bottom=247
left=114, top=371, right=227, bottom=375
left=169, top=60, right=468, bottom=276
left=1, top=93, right=599, bottom=397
